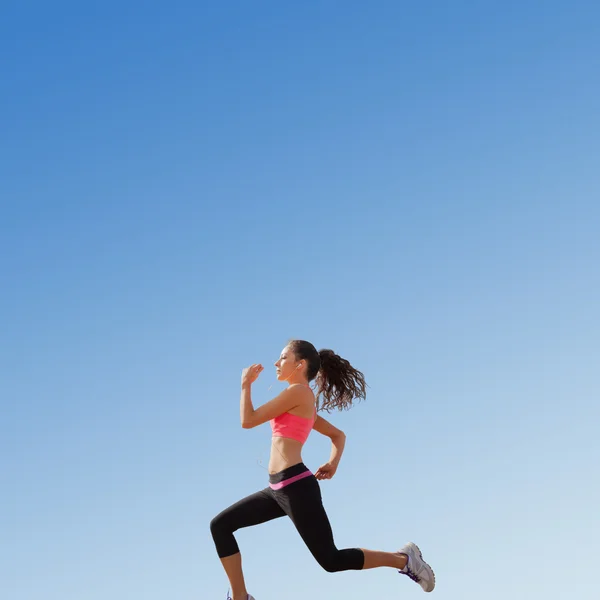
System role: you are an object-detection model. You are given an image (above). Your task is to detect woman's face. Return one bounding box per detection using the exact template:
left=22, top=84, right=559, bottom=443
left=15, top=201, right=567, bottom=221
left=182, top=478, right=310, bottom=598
left=274, top=346, right=300, bottom=381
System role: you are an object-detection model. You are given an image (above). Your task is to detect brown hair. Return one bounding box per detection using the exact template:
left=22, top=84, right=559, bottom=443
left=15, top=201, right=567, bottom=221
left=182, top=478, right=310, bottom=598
left=287, top=340, right=367, bottom=413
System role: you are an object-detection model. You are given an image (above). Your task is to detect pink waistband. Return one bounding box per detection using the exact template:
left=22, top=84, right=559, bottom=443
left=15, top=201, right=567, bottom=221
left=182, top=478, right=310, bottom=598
left=269, top=469, right=313, bottom=490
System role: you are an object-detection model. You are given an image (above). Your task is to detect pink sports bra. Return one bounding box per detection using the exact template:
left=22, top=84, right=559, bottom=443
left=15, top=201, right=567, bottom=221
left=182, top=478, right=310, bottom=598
left=270, top=385, right=317, bottom=443
left=270, top=406, right=317, bottom=443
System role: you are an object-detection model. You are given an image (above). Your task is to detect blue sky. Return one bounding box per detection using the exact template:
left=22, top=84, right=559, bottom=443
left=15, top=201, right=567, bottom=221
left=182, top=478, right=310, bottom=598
left=2, top=2, right=599, bottom=599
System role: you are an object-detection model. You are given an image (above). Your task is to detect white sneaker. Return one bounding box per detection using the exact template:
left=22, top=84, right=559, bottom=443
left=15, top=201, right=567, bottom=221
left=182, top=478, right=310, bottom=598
left=398, top=542, right=436, bottom=592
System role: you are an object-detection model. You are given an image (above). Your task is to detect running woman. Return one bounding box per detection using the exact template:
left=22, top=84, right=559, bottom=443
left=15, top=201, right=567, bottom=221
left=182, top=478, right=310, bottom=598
left=210, top=340, right=435, bottom=600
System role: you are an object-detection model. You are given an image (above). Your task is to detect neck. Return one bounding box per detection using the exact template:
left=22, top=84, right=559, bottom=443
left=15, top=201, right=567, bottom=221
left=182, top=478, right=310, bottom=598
left=286, top=375, right=309, bottom=387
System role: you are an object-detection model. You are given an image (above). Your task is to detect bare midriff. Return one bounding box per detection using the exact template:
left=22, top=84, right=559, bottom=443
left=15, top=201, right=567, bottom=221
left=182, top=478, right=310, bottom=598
left=268, top=436, right=305, bottom=474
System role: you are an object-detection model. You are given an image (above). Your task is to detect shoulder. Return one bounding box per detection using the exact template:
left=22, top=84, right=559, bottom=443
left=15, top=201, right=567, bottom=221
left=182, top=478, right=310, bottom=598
left=287, top=383, right=314, bottom=401
left=285, top=384, right=316, bottom=417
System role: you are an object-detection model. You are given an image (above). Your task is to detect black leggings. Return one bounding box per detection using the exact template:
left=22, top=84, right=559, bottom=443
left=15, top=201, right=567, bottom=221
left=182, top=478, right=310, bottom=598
left=210, top=462, right=365, bottom=572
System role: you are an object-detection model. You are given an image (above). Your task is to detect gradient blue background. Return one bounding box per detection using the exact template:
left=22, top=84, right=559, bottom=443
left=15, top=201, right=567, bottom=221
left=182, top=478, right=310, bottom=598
left=2, top=2, right=599, bottom=599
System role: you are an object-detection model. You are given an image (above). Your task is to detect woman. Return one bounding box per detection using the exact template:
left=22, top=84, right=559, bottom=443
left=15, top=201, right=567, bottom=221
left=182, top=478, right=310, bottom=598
left=210, top=340, right=435, bottom=600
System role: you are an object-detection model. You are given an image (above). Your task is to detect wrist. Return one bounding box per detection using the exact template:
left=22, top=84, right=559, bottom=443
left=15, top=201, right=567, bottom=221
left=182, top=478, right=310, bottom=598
left=241, top=381, right=252, bottom=390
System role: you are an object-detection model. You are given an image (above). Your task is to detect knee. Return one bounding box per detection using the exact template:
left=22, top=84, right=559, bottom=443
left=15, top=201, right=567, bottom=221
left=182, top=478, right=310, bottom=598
left=317, top=552, right=342, bottom=573
left=209, top=514, right=226, bottom=539
left=321, top=562, right=339, bottom=573
left=210, top=512, right=240, bottom=559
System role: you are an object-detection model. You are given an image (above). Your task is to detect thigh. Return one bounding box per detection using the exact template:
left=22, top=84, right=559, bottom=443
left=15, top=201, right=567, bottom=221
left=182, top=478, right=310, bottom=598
left=277, top=478, right=336, bottom=550
left=214, top=487, right=285, bottom=530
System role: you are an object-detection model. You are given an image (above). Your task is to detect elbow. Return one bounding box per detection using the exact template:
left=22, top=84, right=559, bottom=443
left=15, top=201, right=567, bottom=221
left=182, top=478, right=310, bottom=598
left=241, top=420, right=253, bottom=429
left=333, top=430, right=346, bottom=441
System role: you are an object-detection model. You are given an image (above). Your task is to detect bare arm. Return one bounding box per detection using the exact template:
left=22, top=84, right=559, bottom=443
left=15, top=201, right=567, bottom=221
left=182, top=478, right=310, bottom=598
left=313, top=415, right=346, bottom=475
left=240, top=383, right=302, bottom=429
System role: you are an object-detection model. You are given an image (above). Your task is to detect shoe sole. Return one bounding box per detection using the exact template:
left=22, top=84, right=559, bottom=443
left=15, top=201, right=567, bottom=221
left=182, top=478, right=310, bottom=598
left=410, top=542, right=436, bottom=593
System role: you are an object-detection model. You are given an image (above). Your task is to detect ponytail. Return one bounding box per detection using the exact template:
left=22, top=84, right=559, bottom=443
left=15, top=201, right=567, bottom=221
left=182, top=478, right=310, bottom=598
left=315, top=348, right=367, bottom=412
left=287, top=340, right=367, bottom=412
